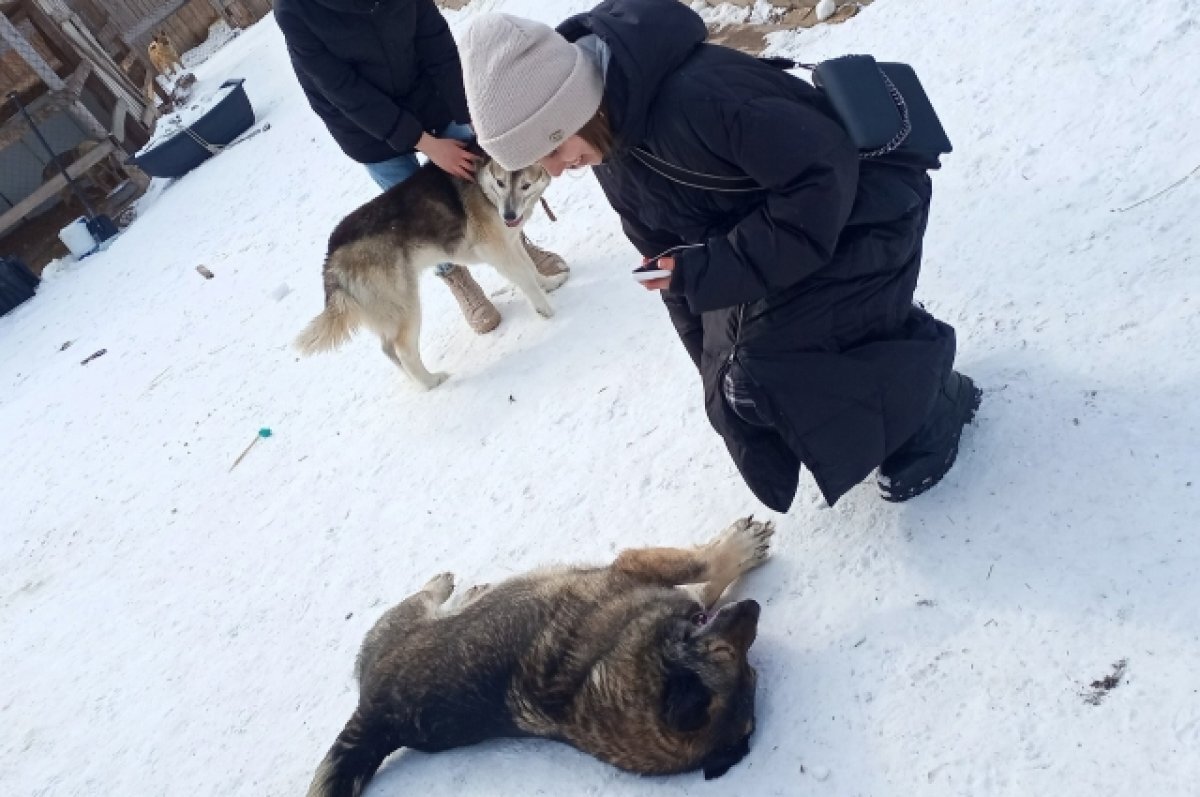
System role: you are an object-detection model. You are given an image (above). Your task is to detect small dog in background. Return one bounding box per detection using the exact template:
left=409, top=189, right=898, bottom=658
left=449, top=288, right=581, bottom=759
left=147, top=31, right=183, bottom=78
left=294, top=158, right=564, bottom=389
left=305, top=517, right=774, bottom=797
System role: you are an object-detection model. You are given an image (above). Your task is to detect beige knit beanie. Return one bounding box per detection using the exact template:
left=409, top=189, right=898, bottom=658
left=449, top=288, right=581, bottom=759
left=461, top=13, right=604, bottom=170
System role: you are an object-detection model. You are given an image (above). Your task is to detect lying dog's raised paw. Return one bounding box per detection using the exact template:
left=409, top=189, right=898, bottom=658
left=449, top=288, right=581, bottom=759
left=711, top=516, right=775, bottom=574
left=423, top=572, right=455, bottom=604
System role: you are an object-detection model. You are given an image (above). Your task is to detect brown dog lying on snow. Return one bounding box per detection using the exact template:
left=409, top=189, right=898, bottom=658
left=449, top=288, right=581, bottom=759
left=306, top=517, right=774, bottom=796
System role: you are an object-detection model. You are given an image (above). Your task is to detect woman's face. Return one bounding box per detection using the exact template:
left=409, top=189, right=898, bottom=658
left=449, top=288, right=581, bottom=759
left=538, top=135, right=603, bottom=177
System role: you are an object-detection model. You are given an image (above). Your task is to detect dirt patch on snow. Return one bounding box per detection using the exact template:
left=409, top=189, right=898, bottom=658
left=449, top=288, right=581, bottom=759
left=1082, top=658, right=1128, bottom=705
left=707, top=1, right=872, bottom=55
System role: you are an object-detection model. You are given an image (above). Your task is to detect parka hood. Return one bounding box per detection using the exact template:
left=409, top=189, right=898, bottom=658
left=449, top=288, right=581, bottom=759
left=558, top=0, right=707, bottom=147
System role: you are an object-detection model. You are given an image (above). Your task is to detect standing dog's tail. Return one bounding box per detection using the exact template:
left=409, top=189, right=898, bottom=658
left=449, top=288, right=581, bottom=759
left=295, top=268, right=357, bottom=355
left=306, top=708, right=400, bottom=797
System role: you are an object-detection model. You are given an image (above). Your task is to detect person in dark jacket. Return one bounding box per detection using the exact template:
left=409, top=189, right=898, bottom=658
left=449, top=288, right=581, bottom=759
left=459, top=0, right=981, bottom=511
left=274, top=0, right=569, bottom=334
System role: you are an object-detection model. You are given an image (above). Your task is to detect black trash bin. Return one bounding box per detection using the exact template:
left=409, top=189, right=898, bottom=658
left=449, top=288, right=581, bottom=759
left=0, top=256, right=39, bottom=316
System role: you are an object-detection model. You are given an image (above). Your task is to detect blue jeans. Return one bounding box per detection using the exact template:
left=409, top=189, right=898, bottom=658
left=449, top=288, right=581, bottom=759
left=364, top=122, right=474, bottom=278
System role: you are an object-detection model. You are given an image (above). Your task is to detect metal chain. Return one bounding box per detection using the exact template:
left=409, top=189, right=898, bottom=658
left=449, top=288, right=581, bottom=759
left=767, top=57, right=913, bottom=159
left=182, top=127, right=223, bottom=155
left=859, top=69, right=912, bottom=159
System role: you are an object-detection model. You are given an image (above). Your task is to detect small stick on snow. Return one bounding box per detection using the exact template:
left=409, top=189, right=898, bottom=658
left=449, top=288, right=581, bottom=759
left=1112, top=162, right=1200, bottom=212
left=230, top=427, right=273, bottom=471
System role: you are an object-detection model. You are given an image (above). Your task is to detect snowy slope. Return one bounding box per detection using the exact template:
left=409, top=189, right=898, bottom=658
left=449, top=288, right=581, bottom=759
left=2, top=1, right=1198, bottom=795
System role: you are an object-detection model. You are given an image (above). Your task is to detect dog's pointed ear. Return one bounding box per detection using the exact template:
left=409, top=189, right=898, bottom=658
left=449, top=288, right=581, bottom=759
left=661, top=664, right=712, bottom=733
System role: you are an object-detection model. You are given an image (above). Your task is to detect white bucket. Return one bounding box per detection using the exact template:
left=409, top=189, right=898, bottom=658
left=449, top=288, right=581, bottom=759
left=58, top=217, right=97, bottom=258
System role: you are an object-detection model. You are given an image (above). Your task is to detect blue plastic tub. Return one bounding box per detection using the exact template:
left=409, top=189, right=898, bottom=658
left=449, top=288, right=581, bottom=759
left=128, top=79, right=254, bottom=178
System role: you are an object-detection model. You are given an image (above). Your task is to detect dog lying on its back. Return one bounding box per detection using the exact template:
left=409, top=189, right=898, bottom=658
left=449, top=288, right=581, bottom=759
left=294, top=158, right=563, bottom=389
left=306, top=517, right=775, bottom=796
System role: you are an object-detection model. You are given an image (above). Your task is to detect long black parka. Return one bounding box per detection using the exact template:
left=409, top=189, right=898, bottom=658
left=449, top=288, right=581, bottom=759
left=559, top=0, right=957, bottom=510
left=275, top=0, right=470, bottom=164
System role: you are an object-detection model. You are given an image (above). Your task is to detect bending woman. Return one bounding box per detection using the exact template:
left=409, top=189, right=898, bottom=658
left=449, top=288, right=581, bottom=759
left=460, top=0, right=981, bottom=510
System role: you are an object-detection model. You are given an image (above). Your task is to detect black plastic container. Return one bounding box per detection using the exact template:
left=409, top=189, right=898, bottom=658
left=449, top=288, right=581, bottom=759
left=128, top=79, right=254, bottom=179
left=0, top=256, right=38, bottom=316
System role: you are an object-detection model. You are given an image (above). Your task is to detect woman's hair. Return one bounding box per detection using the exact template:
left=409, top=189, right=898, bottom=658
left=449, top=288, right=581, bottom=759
left=574, top=99, right=615, bottom=159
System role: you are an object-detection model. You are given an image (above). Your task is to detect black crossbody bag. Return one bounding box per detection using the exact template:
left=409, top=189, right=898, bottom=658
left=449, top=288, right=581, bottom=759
left=776, top=54, right=952, bottom=158
left=630, top=54, right=952, bottom=193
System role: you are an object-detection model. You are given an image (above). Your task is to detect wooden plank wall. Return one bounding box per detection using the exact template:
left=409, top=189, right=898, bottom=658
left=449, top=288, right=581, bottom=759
left=1, top=48, right=41, bottom=95
left=67, top=0, right=273, bottom=55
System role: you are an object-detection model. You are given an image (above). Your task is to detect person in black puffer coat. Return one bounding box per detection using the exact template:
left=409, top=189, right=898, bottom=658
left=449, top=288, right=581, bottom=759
left=274, top=0, right=569, bottom=334
left=460, top=0, right=982, bottom=511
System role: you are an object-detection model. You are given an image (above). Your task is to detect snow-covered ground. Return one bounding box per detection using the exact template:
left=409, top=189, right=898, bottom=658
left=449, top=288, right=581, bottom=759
left=3, top=1, right=1199, bottom=795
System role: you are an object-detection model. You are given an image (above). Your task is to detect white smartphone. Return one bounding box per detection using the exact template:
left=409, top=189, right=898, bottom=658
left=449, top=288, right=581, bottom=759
left=633, top=262, right=672, bottom=282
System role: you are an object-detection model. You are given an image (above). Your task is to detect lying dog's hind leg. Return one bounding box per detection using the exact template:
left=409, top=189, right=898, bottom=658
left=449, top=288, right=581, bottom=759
left=614, top=517, right=774, bottom=608
left=355, top=573, right=456, bottom=680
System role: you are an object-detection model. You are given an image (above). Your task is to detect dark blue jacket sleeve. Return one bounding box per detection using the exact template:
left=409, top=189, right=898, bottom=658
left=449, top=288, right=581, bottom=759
left=413, top=0, right=470, bottom=124
left=277, top=6, right=424, bottom=152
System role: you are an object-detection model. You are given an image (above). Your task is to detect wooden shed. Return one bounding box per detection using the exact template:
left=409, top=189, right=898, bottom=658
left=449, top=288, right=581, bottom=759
left=0, top=0, right=272, bottom=271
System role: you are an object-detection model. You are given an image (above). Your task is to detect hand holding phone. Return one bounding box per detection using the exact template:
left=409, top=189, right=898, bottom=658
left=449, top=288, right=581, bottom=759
left=633, top=261, right=672, bottom=282
left=633, top=255, right=675, bottom=291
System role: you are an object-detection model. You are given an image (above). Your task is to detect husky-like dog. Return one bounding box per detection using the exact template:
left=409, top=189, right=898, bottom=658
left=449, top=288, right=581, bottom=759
left=294, top=158, right=562, bottom=389
left=305, top=517, right=774, bottom=797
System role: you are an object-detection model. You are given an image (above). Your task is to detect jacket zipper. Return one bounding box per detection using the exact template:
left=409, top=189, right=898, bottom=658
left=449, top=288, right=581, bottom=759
left=724, top=303, right=746, bottom=376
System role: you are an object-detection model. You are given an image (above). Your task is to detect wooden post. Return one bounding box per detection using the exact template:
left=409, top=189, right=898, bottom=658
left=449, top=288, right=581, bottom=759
left=24, top=0, right=82, bottom=73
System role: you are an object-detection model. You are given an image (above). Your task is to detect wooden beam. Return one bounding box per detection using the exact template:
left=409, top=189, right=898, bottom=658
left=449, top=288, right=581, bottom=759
left=0, top=94, right=64, bottom=150
left=0, top=8, right=63, bottom=88
left=65, top=97, right=108, bottom=139
left=123, top=0, right=188, bottom=45
left=110, top=97, right=129, bottom=142
left=64, top=59, right=91, bottom=95
left=57, top=15, right=151, bottom=118
left=24, top=0, right=80, bottom=72
left=0, top=138, right=115, bottom=238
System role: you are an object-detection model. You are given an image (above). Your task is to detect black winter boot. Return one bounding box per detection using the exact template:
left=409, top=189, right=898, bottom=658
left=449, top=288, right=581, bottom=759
left=878, top=371, right=982, bottom=502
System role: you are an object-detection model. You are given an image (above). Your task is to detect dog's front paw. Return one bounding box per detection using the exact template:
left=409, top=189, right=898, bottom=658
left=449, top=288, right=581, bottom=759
left=423, top=572, right=456, bottom=604
left=420, top=372, right=450, bottom=390
left=710, top=516, right=775, bottom=574
left=535, top=303, right=555, bottom=319
left=539, top=272, right=569, bottom=293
